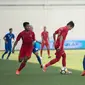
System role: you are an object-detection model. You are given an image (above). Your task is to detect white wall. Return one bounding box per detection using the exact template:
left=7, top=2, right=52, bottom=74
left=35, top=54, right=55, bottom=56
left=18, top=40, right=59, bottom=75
left=0, top=4, right=85, bottom=50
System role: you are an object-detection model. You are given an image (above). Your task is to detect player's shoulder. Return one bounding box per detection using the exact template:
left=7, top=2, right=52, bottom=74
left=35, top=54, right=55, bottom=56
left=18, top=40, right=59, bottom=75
left=41, top=31, right=44, bottom=33
left=46, top=31, right=49, bottom=33
left=12, top=33, right=15, bottom=36
left=5, top=33, right=9, bottom=36
left=41, top=31, right=44, bottom=35
left=18, top=30, right=25, bottom=35
left=59, top=26, right=67, bottom=31
left=30, top=30, right=35, bottom=34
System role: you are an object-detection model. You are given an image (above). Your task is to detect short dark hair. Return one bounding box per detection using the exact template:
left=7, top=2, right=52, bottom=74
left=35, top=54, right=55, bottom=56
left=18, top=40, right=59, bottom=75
left=67, top=21, right=74, bottom=28
left=9, top=28, right=12, bottom=31
left=23, top=22, right=29, bottom=27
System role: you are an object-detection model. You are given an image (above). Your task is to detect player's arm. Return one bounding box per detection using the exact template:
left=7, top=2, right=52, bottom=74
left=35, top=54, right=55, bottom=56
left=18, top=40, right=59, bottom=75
left=12, top=41, right=18, bottom=53
left=55, top=28, right=64, bottom=51
left=48, top=32, right=50, bottom=42
left=3, top=35, right=8, bottom=43
left=12, top=34, right=15, bottom=43
left=12, top=33, right=22, bottom=53
left=41, top=32, right=44, bottom=42
left=12, top=34, right=15, bottom=40
left=53, top=29, right=59, bottom=45
left=53, top=28, right=62, bottom=49
left=58, top=35, right=63, bottom=51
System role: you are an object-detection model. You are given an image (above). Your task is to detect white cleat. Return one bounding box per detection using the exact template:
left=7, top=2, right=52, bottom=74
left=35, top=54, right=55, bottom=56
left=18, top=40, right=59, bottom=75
left=43, top=65, right=47, bottom=72
left=40, top=57, right=42, bottom=60
left=66, top=70, right=72, bottom=74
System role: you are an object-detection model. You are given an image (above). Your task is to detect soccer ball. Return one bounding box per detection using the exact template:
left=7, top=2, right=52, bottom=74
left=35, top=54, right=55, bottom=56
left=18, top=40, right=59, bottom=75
left=60, top=67, right=67, bottom=74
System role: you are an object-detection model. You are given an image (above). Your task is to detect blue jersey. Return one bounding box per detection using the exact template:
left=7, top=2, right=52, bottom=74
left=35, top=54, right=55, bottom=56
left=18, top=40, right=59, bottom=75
left=5, top=33, right=15, bottom=48
left=33, top=42, right=39, bottom=53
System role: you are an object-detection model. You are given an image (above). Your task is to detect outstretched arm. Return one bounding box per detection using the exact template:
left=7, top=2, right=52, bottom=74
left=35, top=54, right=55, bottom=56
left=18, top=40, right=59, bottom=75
left=12, top=32, right=22, bottom=53
left=12, top=41, right=18, bottom=53
left=3, top=36, right=8, bottom=43
left=57, top=35, right=63, bottom=51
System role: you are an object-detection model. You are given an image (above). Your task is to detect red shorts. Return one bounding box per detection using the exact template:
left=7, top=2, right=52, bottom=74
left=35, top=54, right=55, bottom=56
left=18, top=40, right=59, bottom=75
left=18, top=45, right=33, bottom=60
left=41, top=41, right=49, bottom=48
left=55, top=49, right=65, bottom=58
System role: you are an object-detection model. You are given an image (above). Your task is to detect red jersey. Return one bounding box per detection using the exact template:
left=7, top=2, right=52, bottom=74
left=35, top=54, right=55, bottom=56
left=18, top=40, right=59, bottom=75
left=16, top=30, right=35, bottom=46
left=54, top=26, right=68, bottom=49
left=41, top=31, right=49, bottom=42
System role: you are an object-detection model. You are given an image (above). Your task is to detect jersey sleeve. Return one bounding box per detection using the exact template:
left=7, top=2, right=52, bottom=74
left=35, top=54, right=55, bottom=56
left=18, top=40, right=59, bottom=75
left=32, top=32, right=35, bottom=41
left=12, top=34, right=15, bottom=39
left=16, top=33, right=22, bottom=42
left=55, top=28, right=66, bottom=37
left=60, top=29, right=66, bottom=37
left=54, top=28, right=61, bottom=34
left=4, top=34, right=8, bottom=39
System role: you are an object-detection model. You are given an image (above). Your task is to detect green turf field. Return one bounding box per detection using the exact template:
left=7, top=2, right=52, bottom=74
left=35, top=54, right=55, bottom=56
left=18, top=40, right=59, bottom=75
left=0, top=50, right=85, bottom=85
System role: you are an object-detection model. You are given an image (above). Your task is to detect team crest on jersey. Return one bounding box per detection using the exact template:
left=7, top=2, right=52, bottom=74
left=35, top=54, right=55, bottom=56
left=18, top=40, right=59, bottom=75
left=8, top=35, right=12, bottom=39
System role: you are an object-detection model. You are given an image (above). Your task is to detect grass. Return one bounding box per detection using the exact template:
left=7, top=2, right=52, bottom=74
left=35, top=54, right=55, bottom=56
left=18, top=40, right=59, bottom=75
left=0, top=50, right=85, bottom=85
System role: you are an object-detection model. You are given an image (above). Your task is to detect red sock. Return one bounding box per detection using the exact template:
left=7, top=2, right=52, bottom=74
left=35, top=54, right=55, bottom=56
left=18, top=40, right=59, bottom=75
left=47, top=49, right=50, bottom=56
left=62, top=53, right=66, bottom=67
left=45, top=58, right=59, bottom=67
left=18, top=61, right=26, bottom=71
left=40, top=49, right=43, bottom=57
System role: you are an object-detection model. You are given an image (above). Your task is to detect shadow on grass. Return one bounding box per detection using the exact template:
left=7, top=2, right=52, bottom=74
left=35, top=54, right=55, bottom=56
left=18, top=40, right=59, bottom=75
left=0, top=59, right=85, bottom=85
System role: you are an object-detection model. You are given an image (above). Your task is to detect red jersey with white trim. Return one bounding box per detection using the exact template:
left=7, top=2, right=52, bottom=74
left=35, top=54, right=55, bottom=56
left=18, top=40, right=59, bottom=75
left=41, top=31, right=49, bottom=42
left=54, top=26, right=69, bottom=49
left=16, top=30, right=35, bottom=46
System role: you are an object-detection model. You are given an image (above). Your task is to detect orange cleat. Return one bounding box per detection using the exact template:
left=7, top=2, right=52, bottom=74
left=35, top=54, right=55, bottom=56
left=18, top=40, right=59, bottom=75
left=16, top=70, right=20, bottom=75
left=43, top=65, right=47, bottom=72
left=81, top=71, right=85, bottom=76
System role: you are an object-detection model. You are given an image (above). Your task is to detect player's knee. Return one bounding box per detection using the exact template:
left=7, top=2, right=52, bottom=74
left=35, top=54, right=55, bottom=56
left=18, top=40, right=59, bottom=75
left=24, top=56, right=30, bottom=62
left=57, top=58, right=60, bottom=61
left=35, top=52, right=38, bottom=56
left=55, top=58, right=59, bottom=62
left=47, top=48, right=49, bottom=50
left=62, top=53, right=66, bottom=58
left=5, top=51, right=8, bottom=54
left=9, top=51, right=11, bottom=54
left=18, top=58, right=23, bottom=62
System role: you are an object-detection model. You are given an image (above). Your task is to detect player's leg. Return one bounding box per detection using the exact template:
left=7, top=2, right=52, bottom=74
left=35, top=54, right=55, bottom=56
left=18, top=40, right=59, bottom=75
left=16, top=46, right=32, bottom=75
left=45, top=43, right=51, bottom=58
left=62, top=52, right=66, bottom=67
left=40, top=43, right=44, bottom=57
left=33, top=51, right=43, bottom=68
left=6, top=51, right=11, bottom=59
left=2, top=51, right=8, bottom=59
left=6, top=47, right=12, bottom=59
left=16, top=56, right=29, bottom=75
left=43, top=51, right=61, bottom=72
left=62, top=52, right=72, bottom=74
left=18, top=57, right=28, bottom=71
left=16, top=48, right=27, bottom=75
left=2, top=45, right=8, bottom=59
left=81, top=55, right=85, bottom=76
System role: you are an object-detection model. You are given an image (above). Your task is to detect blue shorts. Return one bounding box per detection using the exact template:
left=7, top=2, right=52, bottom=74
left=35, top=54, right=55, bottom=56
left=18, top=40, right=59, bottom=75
left=33, top=47, right=38, bottom=54
left=5, top=43, right=12, bottom=52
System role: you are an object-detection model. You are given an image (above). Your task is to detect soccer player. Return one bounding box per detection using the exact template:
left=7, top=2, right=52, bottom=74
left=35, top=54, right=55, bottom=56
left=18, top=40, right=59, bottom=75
left=30, top=25, right=43, bottom=68
left=81, top=55, right=85, bottom=76
left=12, top=22, right=35, bottom=75
left=2, top=28, right=15, bottom=59
left=40, top=26, right=51, bottom=58
left=43, top=21, right=75, bottom=73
